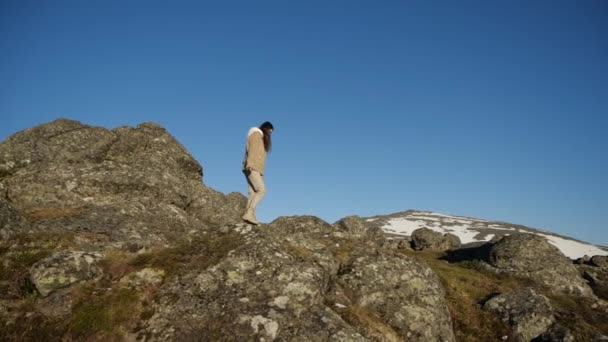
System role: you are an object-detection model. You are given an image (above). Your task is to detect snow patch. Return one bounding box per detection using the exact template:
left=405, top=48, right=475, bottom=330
left=379, top=216, right=608, bottom=259
left=380, top=217, right=484, bottom=244
left=537, top=233, right=608, bottom=259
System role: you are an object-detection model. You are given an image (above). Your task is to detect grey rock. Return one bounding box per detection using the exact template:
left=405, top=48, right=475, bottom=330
left=591, top=255, right=608, bottom=268
left=332, top=216, right=385, bottom=244
left=536, top=323, right=575, bottom=342
left=338, top=250, right=455, bottom=341
left=0, top=119, right=246, bottom=249
left=488, top=234, right=594, bottom=297
left=575, top=255, right=591, bottom=265
left=397, top=239, right=412, bottom=250
left=411, top=227, right=461, bottom=251
left=0, top=197, right=25, bottom=240
left=483, top=288, right=555, bottom=342
left=267, top=215, right=334, bottom=236
left=30, top=251, right=102, bottom=297
left=580, top=265, right=608, bottom=300
left=143, top=231, right=359, bottom=341
left=141, top=215, right=457, bottom=341
left=379, top=239, right=400, bottom=250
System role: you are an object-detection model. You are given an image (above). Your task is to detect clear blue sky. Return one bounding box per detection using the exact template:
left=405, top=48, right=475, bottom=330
left=1, top=1, right=607, bottom=245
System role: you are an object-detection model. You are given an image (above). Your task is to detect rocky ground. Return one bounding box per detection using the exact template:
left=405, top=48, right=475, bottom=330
left=1, top=119, right=607, bottom=341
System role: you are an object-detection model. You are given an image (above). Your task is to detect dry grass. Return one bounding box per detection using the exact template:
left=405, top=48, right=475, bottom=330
left=67, top=285, right=142, bottom=340
left=12, top=230, right=75, bottom=249
left=24, top=207, right=82, bottom=222
left=547, top=293, right=608, bottom=338
left=0, top=245, right=51, bottom=299
left=329, top=239, right=360, bottom=264
left=129, top=231, right=245, bottom=276
left=280, top=241, right=317, bottom=262
left=340, top=304, right=402, bottom=342
left=398, top=250, right=522, bottom=341
left=99, top=250, right=137, bottom=281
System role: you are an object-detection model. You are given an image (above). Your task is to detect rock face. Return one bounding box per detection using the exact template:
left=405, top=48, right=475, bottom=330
left=411, top=227, right=461, bottom=251
left=0, top=119, right=246, bottom=249
left=30, top=251, right=102, bottom=297
left=488, top=234, right=594, bottom=297
left=483, top=288, right=555, bottom=342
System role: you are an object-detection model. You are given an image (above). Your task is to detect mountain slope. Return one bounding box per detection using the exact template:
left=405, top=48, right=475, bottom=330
left=365, top=210, right=608, bottom=259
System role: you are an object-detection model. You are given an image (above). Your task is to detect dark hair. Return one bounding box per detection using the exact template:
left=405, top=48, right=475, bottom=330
left=259, top=121, right=274, bottom=152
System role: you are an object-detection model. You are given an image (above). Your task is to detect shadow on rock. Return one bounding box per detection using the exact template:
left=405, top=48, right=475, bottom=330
left=440, top=242, right=494, bottom=264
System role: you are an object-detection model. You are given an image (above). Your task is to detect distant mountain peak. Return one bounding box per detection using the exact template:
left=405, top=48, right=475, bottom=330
left=364, top=210, right=608, bottom=259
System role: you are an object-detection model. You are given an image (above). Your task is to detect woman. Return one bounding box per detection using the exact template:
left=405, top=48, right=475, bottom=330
left=242, top=121, right=274, bottom=225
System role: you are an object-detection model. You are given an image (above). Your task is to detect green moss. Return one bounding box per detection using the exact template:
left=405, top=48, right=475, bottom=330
left=129, top=231, right=245, bottom=275
left=69, top=287, right=140, bottom=339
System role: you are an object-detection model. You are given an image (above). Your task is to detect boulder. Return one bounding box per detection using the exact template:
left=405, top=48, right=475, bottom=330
left=30, top=251, right=102, bottom=297
left=483, top=288, right=555, bottom=342
left=397, top=239, right=412, bottom=250
left=575, top=255, right=591, bottom=265
left=591, top=255, right=608, bottom=268
left=411, top=227, right=461, bottom=251
left=337, top=250, right=455, bottom=341
left=333, top=216, right=385, bottom=244
left=378, top=238, right=411, bottom=251
left=488, top=234, right=594, bottom=296
left=266, top=215, right=334, bottom=236
left=580, top=266, right=608, bottom=300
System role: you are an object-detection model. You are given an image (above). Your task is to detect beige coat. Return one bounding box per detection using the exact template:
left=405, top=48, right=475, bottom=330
left=243, top=128, right=266, bottom=175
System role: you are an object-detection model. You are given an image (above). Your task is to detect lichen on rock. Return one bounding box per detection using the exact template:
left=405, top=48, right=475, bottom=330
left=30, top=251, right=103, bottom=297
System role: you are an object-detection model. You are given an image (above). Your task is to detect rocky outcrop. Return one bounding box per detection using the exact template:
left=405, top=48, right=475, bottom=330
left=141, top=216, right=455, bottom=341
left=483, top=288, right=555, bottom=342
left=30, top=251, right=102, bottom=297
left=488, top=234, right=594, bottom=297
left=411, top=227, right=461, bottom=251
left=3, top=119, right=606, bottom=341
left=143, top=222, right=355, bottom=341
left=0, top=119, right=246, bottom=250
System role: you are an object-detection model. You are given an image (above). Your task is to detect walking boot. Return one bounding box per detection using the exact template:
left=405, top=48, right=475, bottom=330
left=242, top=208, right=259, bottom=225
